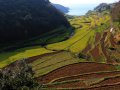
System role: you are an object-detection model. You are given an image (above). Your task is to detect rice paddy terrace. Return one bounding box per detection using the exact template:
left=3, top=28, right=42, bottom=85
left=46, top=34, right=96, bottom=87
left=1, top=12, right=120, bottom=89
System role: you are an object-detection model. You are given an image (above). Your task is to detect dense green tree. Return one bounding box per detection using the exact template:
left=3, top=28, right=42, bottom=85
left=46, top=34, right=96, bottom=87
left=0, top=60, right=41, bottom=90
left=0, top=0, right=70, bottom=44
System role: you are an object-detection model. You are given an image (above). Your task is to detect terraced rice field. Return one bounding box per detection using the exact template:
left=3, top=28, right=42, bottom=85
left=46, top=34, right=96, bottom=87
left=38, top=62, right=116, bottom=84
left=40, top=62, right=120, bottom=89
left=29, top=51, right=85, bottom=77
left=0, top=13, right=110, bottom=69
left=52, top=71, right=120, bottom=83
left=0, top=46, right=54, bottom=68
left=46, top=15, right=110, bottom=53
left=1, top=13, right=119, bottom=89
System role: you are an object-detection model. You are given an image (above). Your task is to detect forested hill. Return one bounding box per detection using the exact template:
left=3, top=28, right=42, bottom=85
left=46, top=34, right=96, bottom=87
left=0, top=0, right=70, bottom=44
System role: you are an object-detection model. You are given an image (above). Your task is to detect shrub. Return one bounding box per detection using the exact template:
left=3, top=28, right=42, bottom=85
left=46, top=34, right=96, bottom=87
left=0, top=60, right=41, bottom=90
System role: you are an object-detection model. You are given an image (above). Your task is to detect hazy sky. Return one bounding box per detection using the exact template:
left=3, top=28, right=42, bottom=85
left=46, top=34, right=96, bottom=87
left=50, top=0, right=119, bottom=6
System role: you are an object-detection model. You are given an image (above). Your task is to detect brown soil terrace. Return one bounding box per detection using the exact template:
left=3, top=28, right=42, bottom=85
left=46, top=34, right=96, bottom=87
left=82, top=44, right=92, bottom=54
left=87, top=83, right=120, bottom=90
left=52, top=83, right=120, bottom=90
left=46, top=75, right=120, bottom=89
left=45, top=75, right=120, bottom=89
left=93, top=76, right=120, bottom=87
left=26, top=51, right=62, bottom=63
left=52, top=71, right=120, bottom=83
left=95, top=32, right=101, bottom=44
left=100, top=32, right=111, bottom=63
left=90, top=44, right=101, bottom=61
left=37, top=62, right=116, bottom=84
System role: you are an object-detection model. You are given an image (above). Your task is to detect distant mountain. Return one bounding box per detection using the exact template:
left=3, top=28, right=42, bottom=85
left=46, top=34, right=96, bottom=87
left=94, top=3, right=115, bottom=12
left=88, top=2, right=120, bottom=21
left=52, top=4, right=69, bottom=13
left=0, top=0, right=70, bottom=45
left=86, top=3, right=115, bottom=15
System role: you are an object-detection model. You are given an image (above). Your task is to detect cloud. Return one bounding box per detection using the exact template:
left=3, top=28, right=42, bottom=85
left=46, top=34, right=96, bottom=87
left=50, top=0, right=119, bottom=6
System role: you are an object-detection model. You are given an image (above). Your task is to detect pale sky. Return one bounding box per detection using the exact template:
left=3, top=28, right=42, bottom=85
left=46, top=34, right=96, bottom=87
left=50, top=0, right=119, bottom=6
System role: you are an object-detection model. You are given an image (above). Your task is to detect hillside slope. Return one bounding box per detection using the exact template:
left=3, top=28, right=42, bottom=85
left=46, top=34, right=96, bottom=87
left=0, top=0, right=70, bottom=45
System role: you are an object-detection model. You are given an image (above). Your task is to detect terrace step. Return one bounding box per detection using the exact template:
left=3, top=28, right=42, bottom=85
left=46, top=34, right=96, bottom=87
left=45, top=74, right=120, bottom=89
left=51, top=71, right=120, bottom=83
left=37, top=62, right=116, bottom=84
